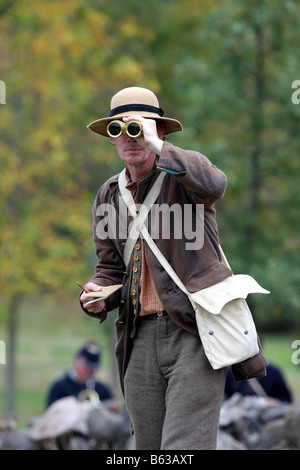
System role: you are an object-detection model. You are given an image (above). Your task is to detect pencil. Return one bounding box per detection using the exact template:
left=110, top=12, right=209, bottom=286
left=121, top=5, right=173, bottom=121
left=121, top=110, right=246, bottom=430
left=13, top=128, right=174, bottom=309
left=76, top=281, right=88, bottom=293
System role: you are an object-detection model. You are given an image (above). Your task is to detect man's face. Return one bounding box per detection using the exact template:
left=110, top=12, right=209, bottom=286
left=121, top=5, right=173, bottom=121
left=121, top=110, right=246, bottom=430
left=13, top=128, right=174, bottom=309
left=75, top=357, right=96, bottom=383
left=110, top=118, right=165, bottom=168
left=111, top=133, right=155, bottom=167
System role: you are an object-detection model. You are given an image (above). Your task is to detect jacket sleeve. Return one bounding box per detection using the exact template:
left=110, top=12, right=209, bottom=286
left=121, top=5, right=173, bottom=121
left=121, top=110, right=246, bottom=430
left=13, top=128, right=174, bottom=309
left=157, top=141, right=227, bottom=204
left=80, top=183, right=126, bottom=319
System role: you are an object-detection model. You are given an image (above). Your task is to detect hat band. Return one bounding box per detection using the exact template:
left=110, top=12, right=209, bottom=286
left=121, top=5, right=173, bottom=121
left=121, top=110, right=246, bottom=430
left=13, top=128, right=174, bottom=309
left=109, top=104, right=164, bottom=117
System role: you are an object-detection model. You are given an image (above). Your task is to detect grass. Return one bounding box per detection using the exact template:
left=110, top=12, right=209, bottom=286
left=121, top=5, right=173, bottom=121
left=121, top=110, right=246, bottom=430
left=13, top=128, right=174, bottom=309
left=1, top=298, right=300, bottom=428
left=0, top=296, right=120, bottom=427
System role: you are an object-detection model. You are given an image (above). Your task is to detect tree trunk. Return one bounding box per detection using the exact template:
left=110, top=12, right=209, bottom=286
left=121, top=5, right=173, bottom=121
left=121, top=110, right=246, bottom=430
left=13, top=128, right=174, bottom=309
left=4, top=296, right=20, bottom=423
left=246, top=24, right=265, bottom=252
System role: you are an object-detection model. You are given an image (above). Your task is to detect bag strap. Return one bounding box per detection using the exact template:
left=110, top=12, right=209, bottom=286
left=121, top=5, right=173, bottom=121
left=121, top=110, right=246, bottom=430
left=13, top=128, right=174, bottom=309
left=248, top=378, right=268, bottom=398
left=118, top=168, right=166, bottom=266
left=139, top=220, right=233, bottom=300
left=140, top=224, right=189, bottom=295
left=218, top=245, right=230, bottom=269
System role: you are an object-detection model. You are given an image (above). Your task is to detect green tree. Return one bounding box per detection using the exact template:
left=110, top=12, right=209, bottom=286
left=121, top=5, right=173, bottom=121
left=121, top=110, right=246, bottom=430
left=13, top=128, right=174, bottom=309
left=0, top=0, right=159, bottom=420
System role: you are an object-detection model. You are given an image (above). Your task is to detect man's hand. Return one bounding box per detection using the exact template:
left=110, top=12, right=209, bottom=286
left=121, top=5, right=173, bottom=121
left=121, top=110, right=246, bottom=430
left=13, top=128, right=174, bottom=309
left=80, top=282, right=106, bottom=314
left=122, top=115, right=164, bottom=155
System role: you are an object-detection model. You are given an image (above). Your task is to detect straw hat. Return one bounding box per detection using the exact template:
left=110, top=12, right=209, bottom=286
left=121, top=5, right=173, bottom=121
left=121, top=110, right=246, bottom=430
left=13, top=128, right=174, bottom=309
left=87, top=86, right=183, bottom=137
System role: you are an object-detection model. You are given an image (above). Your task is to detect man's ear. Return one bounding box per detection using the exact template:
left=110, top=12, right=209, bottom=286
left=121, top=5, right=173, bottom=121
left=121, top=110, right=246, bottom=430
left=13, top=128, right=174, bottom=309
left=157, top=123, right=166, bottom=140
left=110, top=137, right=116, bottom=145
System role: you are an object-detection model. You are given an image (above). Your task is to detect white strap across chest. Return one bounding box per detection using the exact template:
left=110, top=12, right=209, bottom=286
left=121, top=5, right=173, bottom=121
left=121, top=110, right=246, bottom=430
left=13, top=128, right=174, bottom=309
left=118, top=168, right=166, bottom=266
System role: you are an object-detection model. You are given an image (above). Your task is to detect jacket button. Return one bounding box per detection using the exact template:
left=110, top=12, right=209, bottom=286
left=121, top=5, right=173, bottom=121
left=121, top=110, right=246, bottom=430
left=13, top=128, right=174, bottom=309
left=209, top=330, right=214, bottom=335
left=244, top=330, right=248, bottom=335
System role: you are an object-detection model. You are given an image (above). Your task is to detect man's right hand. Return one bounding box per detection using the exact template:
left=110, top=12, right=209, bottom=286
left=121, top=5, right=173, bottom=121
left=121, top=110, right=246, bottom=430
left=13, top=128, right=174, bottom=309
left=80, top=282, right=106, bottom=314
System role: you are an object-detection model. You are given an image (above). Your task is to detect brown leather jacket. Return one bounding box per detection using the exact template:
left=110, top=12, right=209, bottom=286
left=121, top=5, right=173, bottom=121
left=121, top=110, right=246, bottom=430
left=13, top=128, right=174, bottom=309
left=81, top=142, right=267, bottom=391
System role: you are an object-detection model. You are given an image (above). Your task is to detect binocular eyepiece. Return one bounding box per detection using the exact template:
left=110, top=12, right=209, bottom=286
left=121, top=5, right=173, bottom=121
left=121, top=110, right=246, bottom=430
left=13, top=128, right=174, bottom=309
left=107, top=120, right=143, bottom=139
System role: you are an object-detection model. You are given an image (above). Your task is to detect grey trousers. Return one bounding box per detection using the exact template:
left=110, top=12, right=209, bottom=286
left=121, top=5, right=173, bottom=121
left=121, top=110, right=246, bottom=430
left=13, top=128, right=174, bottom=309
left=124, top=312, right=226, bottom=450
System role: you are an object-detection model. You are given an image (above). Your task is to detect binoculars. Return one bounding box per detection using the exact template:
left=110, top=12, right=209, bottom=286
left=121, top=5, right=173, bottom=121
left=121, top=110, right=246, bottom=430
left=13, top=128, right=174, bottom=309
left=107, top=120, right=143, bottom=138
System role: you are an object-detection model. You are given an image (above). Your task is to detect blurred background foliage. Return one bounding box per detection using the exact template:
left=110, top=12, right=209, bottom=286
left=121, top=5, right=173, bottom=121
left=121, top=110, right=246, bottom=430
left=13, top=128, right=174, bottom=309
left=0, top=0, right=300, bottom=423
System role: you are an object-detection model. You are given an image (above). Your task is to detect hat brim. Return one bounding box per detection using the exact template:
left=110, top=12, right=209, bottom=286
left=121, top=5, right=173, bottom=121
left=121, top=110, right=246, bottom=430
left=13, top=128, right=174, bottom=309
left=87, top=111, right=183, bottom=137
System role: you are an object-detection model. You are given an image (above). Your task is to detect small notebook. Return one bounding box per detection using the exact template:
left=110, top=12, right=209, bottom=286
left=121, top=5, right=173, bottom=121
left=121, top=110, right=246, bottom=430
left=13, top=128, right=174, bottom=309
left=84, top=284, right=123, bottom=305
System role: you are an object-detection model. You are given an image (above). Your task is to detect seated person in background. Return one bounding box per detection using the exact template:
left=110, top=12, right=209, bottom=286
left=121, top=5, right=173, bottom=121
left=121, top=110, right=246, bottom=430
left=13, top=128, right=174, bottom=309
left=46, top=342, right=117, bottom=408
left=224, top=362, right=292, bottom=403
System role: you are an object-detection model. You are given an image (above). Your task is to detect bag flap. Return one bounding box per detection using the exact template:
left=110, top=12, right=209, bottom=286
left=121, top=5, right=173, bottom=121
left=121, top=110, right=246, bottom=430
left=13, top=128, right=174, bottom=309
left=189, top=274, right=270, bottom=314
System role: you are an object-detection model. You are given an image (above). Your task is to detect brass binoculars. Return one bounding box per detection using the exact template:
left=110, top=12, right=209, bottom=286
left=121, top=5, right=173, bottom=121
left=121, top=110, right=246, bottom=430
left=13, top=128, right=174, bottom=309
left=107, top=120, right=143, bottom=138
